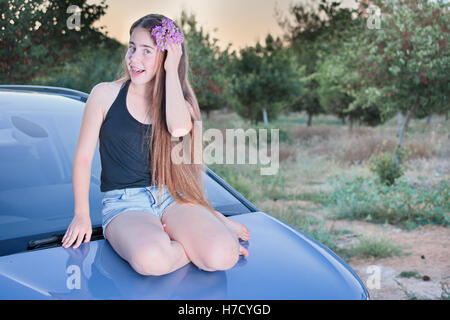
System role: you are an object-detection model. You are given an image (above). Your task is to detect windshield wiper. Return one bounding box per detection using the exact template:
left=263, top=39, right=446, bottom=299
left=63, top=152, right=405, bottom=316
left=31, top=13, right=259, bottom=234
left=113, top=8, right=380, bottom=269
left=27, top=226, right=104, bottom=250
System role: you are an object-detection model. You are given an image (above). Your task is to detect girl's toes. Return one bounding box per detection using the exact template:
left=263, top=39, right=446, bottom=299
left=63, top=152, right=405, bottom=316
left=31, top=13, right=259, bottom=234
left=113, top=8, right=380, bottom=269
left=239, top=244, right=249, bottom=258
left=242, top=227, right=251, bottom=240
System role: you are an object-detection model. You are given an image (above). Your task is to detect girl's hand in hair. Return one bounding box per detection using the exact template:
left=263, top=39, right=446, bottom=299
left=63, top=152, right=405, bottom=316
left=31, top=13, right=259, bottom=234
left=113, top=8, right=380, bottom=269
left=164, top=43, right=183, bottom=72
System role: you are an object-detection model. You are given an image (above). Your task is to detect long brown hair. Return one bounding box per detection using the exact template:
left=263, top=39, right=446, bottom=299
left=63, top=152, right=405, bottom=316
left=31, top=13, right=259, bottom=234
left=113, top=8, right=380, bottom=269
left=114, top=14, right=216, bottom=216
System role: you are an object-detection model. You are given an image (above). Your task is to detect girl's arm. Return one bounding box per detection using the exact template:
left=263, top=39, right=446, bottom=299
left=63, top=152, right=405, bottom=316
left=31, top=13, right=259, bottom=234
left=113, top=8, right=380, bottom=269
left=165, top=68, right=193, bottom=137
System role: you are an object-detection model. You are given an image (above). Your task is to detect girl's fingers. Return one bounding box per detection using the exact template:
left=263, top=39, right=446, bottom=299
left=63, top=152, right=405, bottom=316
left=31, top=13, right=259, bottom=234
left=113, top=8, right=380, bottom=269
left=63, top=230, right=77, bottom=247
left=73, top=233, right=84, bottom=249
left=167, top=42, right=181, bottom=52
left=84, top=230, right=92, bottom=243
left=62, top=228, right=70, bottom=242
left=62, top=223, right=75, bottom=242
left=62, top=229, right=73, bottom=245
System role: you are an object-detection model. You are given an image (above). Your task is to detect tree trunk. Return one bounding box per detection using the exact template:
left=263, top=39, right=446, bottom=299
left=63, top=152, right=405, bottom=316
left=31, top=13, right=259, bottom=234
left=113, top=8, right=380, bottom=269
left=206, top=110, right=211, bottom=120
left=262, top=108, right=269, bottom=126
left=307, top=113, right=312, bottom=127
left=394, top=105, right=418, bottom=170
left=397, top=111, right=404, bottom=138
left=348, top=116, right=353, bottom=133
left=426, top=115, right=431, bottom=124
left=341, top=117, right=346, bottom=125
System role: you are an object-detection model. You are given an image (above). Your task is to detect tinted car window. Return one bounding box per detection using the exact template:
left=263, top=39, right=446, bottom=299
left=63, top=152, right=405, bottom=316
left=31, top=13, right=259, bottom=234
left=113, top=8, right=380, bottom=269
left=0, top=92, right=103, bottom=244
left=0, top=90, right=252, bottom=254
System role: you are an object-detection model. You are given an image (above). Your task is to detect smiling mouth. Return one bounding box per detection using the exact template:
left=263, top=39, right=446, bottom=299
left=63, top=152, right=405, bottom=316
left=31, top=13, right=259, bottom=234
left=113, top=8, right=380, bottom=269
left=130, top=66, right=145, bottom=76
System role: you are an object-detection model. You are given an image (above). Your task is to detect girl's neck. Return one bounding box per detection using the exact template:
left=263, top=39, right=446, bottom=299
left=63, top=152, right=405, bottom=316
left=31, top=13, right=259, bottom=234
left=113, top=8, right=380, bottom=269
left=129, top=81, right=152, bottom=99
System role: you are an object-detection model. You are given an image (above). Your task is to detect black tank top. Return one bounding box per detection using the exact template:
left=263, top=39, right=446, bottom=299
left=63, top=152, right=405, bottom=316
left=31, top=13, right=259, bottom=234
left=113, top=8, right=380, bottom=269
left=99, top=79, right=153, bottom=192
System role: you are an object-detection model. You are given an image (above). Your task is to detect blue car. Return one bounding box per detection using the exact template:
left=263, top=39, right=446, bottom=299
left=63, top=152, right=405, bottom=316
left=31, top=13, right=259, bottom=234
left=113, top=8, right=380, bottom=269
left=0, top=84, right=369, bottom=300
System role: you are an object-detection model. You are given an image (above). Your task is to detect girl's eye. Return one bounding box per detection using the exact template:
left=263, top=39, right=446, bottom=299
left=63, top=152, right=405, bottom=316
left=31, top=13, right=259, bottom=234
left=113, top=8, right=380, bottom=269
left=144, top=49, right=151, bottom=54
left=129, top=46, right=135, bottom=52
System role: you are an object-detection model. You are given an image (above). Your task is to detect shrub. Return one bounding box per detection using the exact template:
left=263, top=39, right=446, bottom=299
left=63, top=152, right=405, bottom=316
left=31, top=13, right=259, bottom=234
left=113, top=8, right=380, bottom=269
left=345, top=234, right=404, bottom=259
left=369, top=151, right=405, bottom=186
left=326, top=173, right=450, bottom=228
left=31, top=44, right=125, bottom=93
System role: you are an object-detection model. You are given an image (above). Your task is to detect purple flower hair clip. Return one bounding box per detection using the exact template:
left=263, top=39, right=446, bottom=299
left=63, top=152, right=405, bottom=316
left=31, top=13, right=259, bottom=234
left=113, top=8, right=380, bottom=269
left=151, top=17, right=184, bottom=51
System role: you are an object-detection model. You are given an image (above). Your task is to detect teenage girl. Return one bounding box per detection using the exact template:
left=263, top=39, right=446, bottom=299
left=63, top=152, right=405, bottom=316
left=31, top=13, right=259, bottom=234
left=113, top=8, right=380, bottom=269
left=61, top=14, right=251, bottom=276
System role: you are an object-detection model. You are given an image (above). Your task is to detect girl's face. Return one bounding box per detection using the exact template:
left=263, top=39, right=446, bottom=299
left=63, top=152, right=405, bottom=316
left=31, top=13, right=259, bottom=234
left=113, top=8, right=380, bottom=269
left=126, top=27, right=160, bottom=84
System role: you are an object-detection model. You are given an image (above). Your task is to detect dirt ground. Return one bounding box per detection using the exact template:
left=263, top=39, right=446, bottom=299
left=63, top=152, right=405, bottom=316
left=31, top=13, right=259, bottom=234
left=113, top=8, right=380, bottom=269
left=260, top=199, right=450, bottom=300
left=333, top=218, right=449, bottom=300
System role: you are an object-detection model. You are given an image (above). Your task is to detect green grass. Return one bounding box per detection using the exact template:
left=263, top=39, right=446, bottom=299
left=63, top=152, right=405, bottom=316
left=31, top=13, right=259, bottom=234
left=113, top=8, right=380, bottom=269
left=333, top=229, right=354, bottom=236
left=398, top=270, right=422, bottom=279
left=325, top=173, right=450, bottom=229
left=342, top=234, right=405, bottom=259
left=294, top=192, right=331, bottom=205
left=304, top=180, right=326, bottom=185
left=209, top=162, right=331, bottom=207
left=262, top=203, right=341, bottom=253
left=205, top=110, right=449, bottom=239
left=272, top=117, right=343, bottom=126
left=208, top=162, right=294, bottom=204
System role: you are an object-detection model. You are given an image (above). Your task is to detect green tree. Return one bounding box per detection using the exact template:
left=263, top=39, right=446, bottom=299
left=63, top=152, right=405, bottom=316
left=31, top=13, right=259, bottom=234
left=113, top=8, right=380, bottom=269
left=178, top=10, right=234, bottom=119
left=276, top=0, right=360, bottom=126
left=30, top=42, right=125, bottom=92
left=345, top=0, right=449, bottom=169
left=317, top=55, right=356, bottom=130
left=1, top=0, right=112, bottom=84
left=230, top=34, right=304, bottom=125
left=317, top=44, right=385, bottom=131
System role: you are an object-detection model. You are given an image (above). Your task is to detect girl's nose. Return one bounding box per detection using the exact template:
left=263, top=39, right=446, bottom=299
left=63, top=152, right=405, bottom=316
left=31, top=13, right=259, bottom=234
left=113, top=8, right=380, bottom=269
left=129, top=55, right=142, bottom=65
left=129, top=50, right=142, bottom=60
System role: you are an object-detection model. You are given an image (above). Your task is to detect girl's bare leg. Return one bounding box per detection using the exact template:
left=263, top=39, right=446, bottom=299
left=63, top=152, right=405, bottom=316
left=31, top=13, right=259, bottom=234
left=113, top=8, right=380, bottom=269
left=210, top=210, right=251, bottom=241
left=105, top=211, right=192, bottom=276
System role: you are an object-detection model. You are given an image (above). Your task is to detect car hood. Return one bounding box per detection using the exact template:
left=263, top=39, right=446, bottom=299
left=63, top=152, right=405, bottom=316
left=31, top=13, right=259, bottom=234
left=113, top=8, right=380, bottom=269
left=0, top=212, right=368, bottom=300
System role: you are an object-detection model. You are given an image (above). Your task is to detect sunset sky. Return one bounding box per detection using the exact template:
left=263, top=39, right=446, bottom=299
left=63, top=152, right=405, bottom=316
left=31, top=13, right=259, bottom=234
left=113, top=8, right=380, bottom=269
left=90, top=0, right=360, bottom=52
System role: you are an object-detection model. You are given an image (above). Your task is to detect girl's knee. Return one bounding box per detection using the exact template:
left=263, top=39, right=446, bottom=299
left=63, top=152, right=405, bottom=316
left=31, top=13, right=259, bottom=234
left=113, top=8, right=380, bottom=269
left=129, top=245, right=173, bottom=276
left=199, top=236, right=240, bottom=271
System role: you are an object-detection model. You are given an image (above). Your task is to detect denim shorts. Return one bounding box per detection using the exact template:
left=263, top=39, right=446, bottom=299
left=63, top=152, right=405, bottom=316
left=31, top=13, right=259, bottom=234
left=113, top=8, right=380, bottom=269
left=101, top=185, right=177, bottom=238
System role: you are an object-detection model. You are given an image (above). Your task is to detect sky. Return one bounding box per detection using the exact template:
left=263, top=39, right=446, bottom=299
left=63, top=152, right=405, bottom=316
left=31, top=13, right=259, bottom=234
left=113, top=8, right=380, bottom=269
left=89, top=0, right=360, bottom=52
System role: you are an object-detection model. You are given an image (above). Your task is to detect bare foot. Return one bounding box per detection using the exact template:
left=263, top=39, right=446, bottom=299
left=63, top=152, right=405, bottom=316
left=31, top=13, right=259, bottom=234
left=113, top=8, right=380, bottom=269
left=223, top=217, right=251, bottom=241
left=239, top=244, right=249, bottom=258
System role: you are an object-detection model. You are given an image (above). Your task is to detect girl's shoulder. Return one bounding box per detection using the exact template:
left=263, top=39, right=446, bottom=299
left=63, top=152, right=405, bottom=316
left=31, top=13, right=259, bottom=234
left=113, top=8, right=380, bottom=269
left=94, top=80, right=127, bottom=121
left=98, top=80, right=126, bottom=93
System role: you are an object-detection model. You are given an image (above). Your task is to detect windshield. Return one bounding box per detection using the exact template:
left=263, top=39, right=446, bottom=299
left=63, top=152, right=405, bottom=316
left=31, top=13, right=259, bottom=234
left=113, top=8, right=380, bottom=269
left=0, top=92, right=103, bottom=246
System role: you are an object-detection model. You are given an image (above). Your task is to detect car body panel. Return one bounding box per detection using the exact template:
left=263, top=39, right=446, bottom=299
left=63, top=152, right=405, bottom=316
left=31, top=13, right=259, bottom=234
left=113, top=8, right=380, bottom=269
left=0, top=211, right=368, bottom=300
